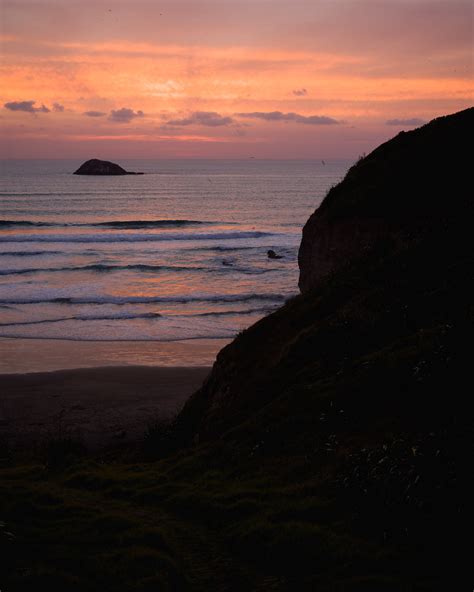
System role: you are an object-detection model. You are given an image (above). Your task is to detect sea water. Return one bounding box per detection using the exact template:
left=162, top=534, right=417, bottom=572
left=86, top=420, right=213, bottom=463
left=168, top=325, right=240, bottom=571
left=0, top=159, right=350, bottom=371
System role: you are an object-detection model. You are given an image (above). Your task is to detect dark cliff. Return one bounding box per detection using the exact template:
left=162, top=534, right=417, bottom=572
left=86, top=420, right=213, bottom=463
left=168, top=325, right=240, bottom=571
left=175, top=107, right=473, bottom=446
left=164, top=108, right=472, bottom=588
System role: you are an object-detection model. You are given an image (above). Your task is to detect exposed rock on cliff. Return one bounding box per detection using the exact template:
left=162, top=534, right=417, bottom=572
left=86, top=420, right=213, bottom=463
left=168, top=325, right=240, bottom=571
left=73, top=159, right=143, bottom=175
left=298, top=108, right=473, bottom=292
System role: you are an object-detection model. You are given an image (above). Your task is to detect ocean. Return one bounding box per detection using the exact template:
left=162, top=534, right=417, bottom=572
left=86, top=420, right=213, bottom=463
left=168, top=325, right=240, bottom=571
left=0, top=159, right=350, bottom=371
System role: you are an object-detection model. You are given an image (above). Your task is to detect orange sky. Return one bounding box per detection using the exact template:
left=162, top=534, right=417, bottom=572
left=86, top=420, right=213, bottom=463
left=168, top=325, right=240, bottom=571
left=1, top=0, right=472, bottom=158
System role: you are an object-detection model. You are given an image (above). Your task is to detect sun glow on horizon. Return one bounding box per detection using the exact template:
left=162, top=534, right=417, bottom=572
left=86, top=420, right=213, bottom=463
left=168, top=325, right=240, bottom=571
left=1, top=1, right=472, bottom=158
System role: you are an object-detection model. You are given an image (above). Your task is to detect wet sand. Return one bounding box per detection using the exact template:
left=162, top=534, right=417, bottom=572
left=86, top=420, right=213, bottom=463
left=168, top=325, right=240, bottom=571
left=0, top=337, right=229, bottom=373
left=0, top=366, right=210, bottom=450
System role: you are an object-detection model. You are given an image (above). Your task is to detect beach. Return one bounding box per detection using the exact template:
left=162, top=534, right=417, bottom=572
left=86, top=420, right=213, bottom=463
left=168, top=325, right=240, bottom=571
left=0, top=336, right=229, bottom=373
left=0, top=159, right=347, bottom=458
left=0, top=365, right=210, bottom=450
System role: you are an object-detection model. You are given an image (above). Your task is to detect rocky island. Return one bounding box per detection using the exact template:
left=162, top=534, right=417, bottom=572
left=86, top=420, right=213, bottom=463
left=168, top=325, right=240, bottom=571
left=73, top=158, right=144, bottom=175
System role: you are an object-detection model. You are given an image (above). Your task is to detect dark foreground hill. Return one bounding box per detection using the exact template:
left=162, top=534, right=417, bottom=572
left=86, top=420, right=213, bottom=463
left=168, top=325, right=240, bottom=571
left=176, top=108, right=473, bottom=445
left=170, top=107, right=473, bottom=585
left=1, top=108, right=472, bottom=591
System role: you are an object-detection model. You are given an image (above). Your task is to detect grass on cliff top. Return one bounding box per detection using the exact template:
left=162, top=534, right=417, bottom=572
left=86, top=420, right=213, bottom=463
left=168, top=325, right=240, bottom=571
left=1, top=441, right=450, bottom=592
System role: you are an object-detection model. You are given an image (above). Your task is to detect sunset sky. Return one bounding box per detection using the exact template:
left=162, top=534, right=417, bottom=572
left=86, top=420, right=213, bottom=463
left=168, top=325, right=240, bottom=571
left=1, top=0, right=472, bottom=158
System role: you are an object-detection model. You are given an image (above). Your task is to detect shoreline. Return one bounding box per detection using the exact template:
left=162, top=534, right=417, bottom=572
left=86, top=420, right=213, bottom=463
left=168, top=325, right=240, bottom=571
left=0, top=337, right=230, bottom=373
left=0, top=365, right=210, bottom=450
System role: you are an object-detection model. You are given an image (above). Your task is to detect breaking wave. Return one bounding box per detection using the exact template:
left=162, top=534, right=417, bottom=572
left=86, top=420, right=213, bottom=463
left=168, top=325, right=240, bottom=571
left=0, top=219, right=226, bottom=229
left=0, top=231, right=274, bottom=243
left=0, top=263, right=205, bottom=276
left=0, top=250, right=62, bottom=257
left=0, top=312, right=162, bottom=327
left=0, top=292, right=289, bottom=306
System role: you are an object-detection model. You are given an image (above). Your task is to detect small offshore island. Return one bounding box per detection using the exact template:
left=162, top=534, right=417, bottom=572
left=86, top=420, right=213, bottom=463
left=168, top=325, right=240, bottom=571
left=73, top=158, right=144, bottom=175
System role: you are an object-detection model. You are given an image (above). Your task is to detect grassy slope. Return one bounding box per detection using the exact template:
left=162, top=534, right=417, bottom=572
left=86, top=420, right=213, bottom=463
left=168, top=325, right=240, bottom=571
left=1, top=109, right=472, bottom=591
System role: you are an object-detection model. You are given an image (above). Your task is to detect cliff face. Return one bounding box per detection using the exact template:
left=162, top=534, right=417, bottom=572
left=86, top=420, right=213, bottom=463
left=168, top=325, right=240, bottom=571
left=299, top=108, right=473, bottom=292
left=175, top=108, right=473, bottom=448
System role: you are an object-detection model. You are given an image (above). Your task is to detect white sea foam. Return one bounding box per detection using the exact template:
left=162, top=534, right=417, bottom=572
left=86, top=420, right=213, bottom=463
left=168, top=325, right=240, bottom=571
left=0, top=230, right=274, bottom=243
